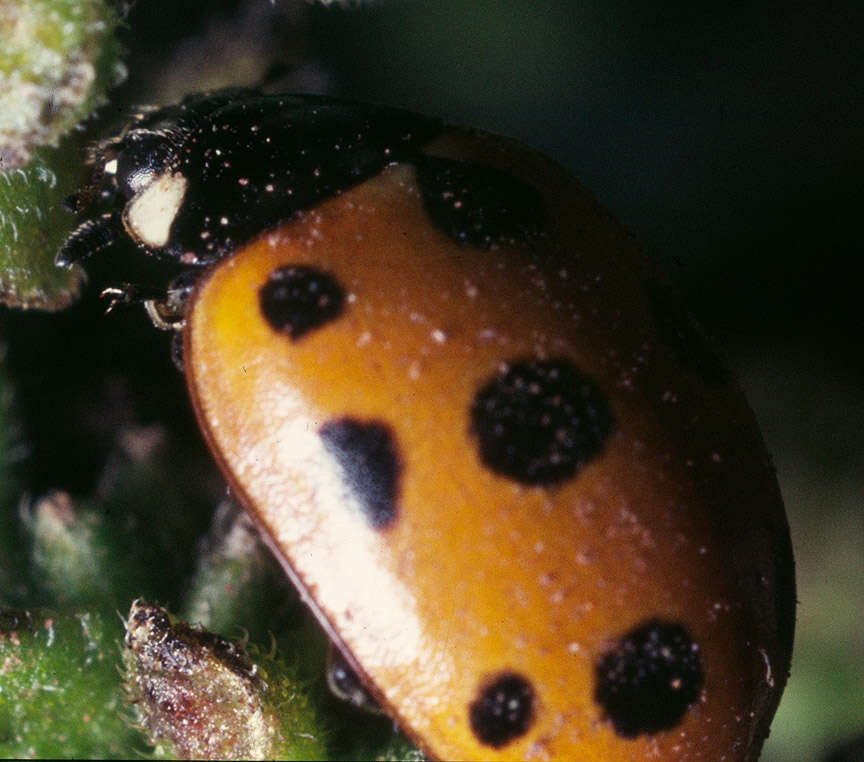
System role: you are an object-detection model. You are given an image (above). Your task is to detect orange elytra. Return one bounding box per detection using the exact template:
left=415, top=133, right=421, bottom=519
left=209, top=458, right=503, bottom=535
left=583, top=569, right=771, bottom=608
left=58, top=90, right=795, bottom=760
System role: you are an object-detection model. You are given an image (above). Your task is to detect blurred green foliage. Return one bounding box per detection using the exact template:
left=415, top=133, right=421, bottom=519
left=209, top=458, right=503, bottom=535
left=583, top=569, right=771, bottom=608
left=0, top=0, right=124, bottom=168
left=0, top=154, right=85, bottom=310
left=0, top=0, right=123, bottom=309
left=0, top=609, right=142, bottom=758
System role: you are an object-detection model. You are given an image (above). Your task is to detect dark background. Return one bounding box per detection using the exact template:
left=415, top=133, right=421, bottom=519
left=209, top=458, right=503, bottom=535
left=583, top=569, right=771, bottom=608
left=8, top=1, right=864, bottom=758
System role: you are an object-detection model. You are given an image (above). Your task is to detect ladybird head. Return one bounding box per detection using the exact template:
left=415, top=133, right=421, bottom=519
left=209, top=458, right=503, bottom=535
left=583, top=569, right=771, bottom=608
left=56, top=89, right=444, bottom=274
left=56, top=97, right=217, bottom=269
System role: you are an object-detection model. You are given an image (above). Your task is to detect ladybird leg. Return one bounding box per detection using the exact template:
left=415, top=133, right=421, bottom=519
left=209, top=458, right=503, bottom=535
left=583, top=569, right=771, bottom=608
left=101, top=283, right=164, bottom=305
left=101, top=283, right=165, bottom=313
left=105, top=283, right=186, bottom=367
left=102, top=270, right=198, bottom=331
left=55, top=212, right=120, bottom=267
left=325, top=644, right=383, bottom=715
left=101, top=284, right=181, bottom=331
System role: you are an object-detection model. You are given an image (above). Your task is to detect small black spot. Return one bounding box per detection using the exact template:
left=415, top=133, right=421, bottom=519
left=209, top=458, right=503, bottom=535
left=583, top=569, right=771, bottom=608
left=594, top=619, right=704, bottom=737
left=470, top=358, right=615, bottom=485
left=646, top=280, right=730, bottom=385
left=319, top=418, right=400, bottom=529
left=259, top=265, right=344, bottom=340
left=416, top=155, right=544, bottom=248
left=469, top=672, right=536, bottom=748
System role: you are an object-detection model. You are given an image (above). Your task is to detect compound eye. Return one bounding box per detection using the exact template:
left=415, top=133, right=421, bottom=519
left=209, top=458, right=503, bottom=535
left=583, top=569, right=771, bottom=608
left=114, top=139, right=173, bottom=199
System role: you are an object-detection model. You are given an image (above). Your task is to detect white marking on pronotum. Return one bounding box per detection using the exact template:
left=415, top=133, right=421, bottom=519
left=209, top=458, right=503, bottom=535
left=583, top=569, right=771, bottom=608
left=123, top=172, right=188, bottom=248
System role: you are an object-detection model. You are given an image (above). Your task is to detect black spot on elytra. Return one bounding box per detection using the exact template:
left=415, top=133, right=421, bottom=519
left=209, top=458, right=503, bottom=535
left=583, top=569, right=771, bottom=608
left=647, top=280, right=730, bottom=385
left=594, top=619, right=703, bottom=737
left=259, top=265, right=345, bottom=340
left=319, top=418, right=400, bottom=529
left=416, top=155, right=544, bottom=248
left=469, top=671, right=536, bottom=748
left=470, top=358, right=615, bottom=485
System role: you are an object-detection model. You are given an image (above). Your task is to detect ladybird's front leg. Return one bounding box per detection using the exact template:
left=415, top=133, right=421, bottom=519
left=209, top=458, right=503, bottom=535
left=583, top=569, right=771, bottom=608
left=102, top=270, right=198, bottom=333
left=55, top=213, right=123, bottom=268
left=102, top=283, right=167, bottom=315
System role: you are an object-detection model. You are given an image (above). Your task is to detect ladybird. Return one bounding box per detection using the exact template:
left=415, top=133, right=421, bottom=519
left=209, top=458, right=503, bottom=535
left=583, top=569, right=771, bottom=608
left=57, top=89, right=795, bottom=761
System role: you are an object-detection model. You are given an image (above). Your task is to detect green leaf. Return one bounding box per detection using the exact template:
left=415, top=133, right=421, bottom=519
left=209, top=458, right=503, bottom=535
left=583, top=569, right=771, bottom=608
left=0, top=154, right=85, bottom=310
left=0, top=609, right=144, bottom=759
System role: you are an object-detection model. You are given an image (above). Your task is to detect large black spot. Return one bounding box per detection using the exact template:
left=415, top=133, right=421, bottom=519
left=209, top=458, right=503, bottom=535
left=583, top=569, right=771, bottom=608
left=470, top=358, right=615, bottom=485
left=594, top=619, right=704, bottom=737
left=319, top=418, right=400, bottom=530
left=646, top=280, right=730, bottom=385
left=259, top=265, right=344, bottom=340
left=416, top=155, right=544, bottom=248
left=469, top=672, right=536, bottom=748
